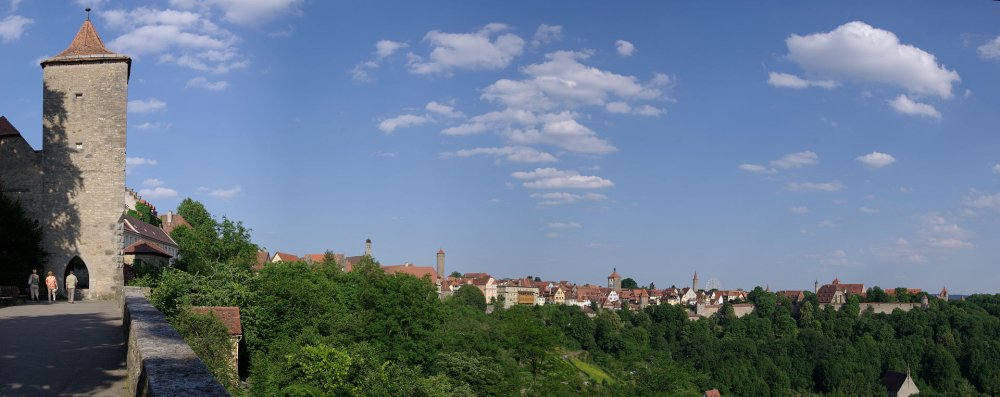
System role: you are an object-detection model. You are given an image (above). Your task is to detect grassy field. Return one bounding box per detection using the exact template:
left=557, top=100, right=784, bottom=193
left=565, top=355, right=614, bottom=385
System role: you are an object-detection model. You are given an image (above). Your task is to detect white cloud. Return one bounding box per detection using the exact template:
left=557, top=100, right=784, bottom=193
left=615, top=40, right=636, bottom=57
left=888, top=94, right=941, bottom=120
left=921, top=215, right=974, bottom=249
left=530, top=192, right=607, bottom=206
left=103, top=8, right=248, bottom=74
left=771, top=151, right=818, bottom=169
left=408, top=23, right=525, bottom=74
left=9, top=0, right=24, bottom=12
left=767, top=72, right=837, bottom=89
left=142, top=178, right=165, bottom=187
left=126, top=157, right=158, bottom=167
left=858, top=207, right=880, bottom=213
left=128, top=98, right=167, bottom=113
left=442, top=108, right=537, bottom=135
left=205, top=186, right=241, bottom=198
left=819, top=249, right=855, bottom=267
left=0, top=15, right=32, bottom=43
left=738, top=163, right=777, bottom=174
left=378, top=114, right=432, bottom=133
left=168, top=0, right=303, bottom=25
left=789, top=206, right=810, bottom=214
left=978, top=36, right=1000, bottom=60
left=784, top=21, right=960, bottom=98
left=512, top=167, right=613, bottom=189
left=446, top=146, right=557, bottom=163
left=134, top=122, right=166, bottom=130
left=138, top=186, right=178, bottom=199
left=507, top=113, right=617, bottom=154
left=531, top=24, right=562, bottom=48
left=605, top=101, right=631, bottom=114
left=856, top=152, right=896, bottom=168
left=963, top=192, right=1000, bottom=209
left=376, top=39, right=408, bottom=59
left=186, top=76, right=228, bottom=90
left=993, top=164, right=1000, bottom=175
left=548, top=222, right=582, bottom=229
left=786, top=181, right=844, bottom=192
left=634, top=105, right=663, bottom=116
left=425, top=101, right=464, bottom=118
left=482, top=50, right=662, bottom=110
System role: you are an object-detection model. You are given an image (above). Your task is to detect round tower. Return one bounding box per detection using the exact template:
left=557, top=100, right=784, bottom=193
left=436, top=249, right=445, bottom=278
left=608, top=268, right=622, bottom=291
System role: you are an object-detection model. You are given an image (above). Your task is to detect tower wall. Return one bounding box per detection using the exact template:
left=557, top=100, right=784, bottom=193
left=436, top=251, right=445, bottom=279
left=41, top=60, right=128, bottom=299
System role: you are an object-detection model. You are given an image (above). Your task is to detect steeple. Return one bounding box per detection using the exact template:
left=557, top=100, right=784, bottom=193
left=42, top=14, right=131, bottom=76
left=692, top=271, right=699, bottom=292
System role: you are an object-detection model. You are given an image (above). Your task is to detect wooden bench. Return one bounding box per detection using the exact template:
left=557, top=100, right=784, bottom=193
left=0, top=286, right=20, bottom=305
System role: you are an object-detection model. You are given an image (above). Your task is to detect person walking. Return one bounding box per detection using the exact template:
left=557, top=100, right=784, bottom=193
left=65, top=271, right=78, bottom=304
left=44, top=271, right=57, bottom=303
left=27, top=269, right=40, bottom=302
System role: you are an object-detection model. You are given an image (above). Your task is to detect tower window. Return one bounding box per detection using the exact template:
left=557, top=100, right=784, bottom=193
left=75, top=92, right=83, bottom=98
left=75, top=142, right=83, bottom=150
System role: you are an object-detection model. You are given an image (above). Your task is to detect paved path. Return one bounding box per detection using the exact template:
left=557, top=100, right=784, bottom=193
left=0, top=300, right=127, bottom=397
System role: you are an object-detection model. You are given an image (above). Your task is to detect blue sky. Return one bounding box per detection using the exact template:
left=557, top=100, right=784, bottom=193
left=2, top=1, right=999, bottom=293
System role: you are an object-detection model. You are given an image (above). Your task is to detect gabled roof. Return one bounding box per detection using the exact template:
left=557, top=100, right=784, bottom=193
left=271, top=252, right=300, bottom=262
left=158, top=212, right=191, bottom=235
left=382, top=264, right=438, bottom=280
left=190, top=306, right=242, bottom=335
left=253, top=251, right=269, bottom=271
left=123, top=239, right=172, bottom=257
left=0, top=116, right=23, bottom=137
left=880, top=370, right=911, bottom=393
left=122, top=215, right=177, bottom=248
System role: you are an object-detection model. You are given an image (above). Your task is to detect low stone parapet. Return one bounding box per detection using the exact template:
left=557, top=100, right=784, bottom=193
left=123, top=286, right=230, bottom=396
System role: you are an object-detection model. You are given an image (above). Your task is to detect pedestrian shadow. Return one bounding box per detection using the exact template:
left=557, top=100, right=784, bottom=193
left=0, top=310, right=126, bottom=397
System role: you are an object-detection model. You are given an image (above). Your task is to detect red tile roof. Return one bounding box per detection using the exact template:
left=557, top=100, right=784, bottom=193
left=158, top=212, right=191, bottom=235
left=53, top=20, right=116, bottom=58
left=123, top=215, right=177, bottom=247
left=254, top=251, right=269, bottom=271
left=123, top=240, right=172, bottom=257
left=704, top=389, right=721, bottom=397
left=0, top=116, right=22, bottom=137
left=608, top=270, right=621, bottom=279
left=383, top=264, right=439, bottom=280
left=190, top=306, right=242, bottom=335
left=271, top=252, right=301, bottom=262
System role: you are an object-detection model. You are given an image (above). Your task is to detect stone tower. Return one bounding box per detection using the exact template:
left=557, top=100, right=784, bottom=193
left=692, top=271, right=699, bottom=292
left=608, top=268, right=621, bottom=291
left=365, top=238, right=372, bottom=256
left=39, top=18, right=130, bottom=299
left=436, top=249, right=445, bottom=278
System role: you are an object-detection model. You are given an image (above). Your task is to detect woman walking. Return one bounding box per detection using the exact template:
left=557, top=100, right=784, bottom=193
left=44, top=271, right=57, bottom=303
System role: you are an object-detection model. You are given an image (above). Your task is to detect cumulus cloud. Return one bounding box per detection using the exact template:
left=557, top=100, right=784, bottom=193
left=771, top=151, right=818, bottom=169
left=858, top=207, right=880, bottom=213
left=548, top=222, right=582, bottom=229
left=888, top=94, right=941, bottom=120
left=507, top=112, right=617, bottom=154
left=408, top=23, right=525, bottom=74
left=445, top=146, right=557, bottom=163
left=139, top=186, right=178, bottom=199
left=784, top=21, right=960, bottom=98
left=531, top=24, right=562, bottom=48
left=378, top=114, right=432, bottom=133
left=134, top=122, right=167, bottom=130
left=186, top=76, right=228, bottom=90
left=168, top=0, right=303, bottom=25
left=530, top=192, right=608, bottom=206
left=128, top=98, right=167, bottom=113
left=142, top=178, right=165, bottom=187
left=102, top=7, right=249, bottom=73
left=993, top=164, right=1000, bottom=175
left=512, top=167, right=613, bottom=189
left=786, top=181, right=843, bottom=192
left=0, top=15, right=32, bottom=43
left=425, top=101, right=464, bottom=118
left=789, top=206, right=810, bottom=214
left=204, top=186, right=241, bottom=198
left=767, top=72, right=837, bottom=89
left=921, top=215, right=974, bottom=249
left=978, top=36, right=1000, bottom=60
left=615, top=40, right=636, bottom=56
left=738, top=163, right=777, bottom=174
left=963, top=192, right=1000, bottom=209
left=376, top=40, right=408, bottom=59
left=126, top=157, right=158, bottom=167
left=856, top=152, right=896, bottom=168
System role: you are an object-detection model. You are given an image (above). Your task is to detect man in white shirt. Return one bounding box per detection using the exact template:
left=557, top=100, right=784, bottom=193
left=65, top=271, right=78, bottom=303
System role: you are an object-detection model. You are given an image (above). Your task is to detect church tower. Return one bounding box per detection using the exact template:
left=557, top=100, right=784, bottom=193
left=39, top=15, right=130, bottom=299
left=365, top=238, right=372, bottom=256
left=692, top=271, right=699, bottom=292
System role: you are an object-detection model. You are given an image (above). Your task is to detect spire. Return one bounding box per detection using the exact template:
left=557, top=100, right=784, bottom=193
left=54, top=19, right=116, bottom=58
left=693, top=271, right=699, bottom=280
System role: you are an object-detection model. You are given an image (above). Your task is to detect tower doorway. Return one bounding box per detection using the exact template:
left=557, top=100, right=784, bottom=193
left=64, top=256, right=90, bottom=289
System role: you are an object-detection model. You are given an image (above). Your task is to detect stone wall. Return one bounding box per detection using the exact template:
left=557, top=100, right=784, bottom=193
left=123, top=287, right=230, bottom=397
left=0, top=133, right=42, bottom=217
left=819, top=302, right=922, bottom=314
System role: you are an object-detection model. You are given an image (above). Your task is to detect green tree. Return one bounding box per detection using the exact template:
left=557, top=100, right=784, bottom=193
left=621, top=278, right=639, bottom=290
left=171, top=198, right=259, bottom=274
left=0, top=193, right=46, bottom=286
left=126, top=200, right=162, bottom=226
left=451, top=285, right=487, bottom=311
left=173, top=309, right=241, bottom=392
left=449, top=271, right=463, bottom=278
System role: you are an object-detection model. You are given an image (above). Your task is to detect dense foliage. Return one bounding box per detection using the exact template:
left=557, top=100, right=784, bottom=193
left=0, top=193, right=45, bottom=286
left=170, top=198, right=259, bottom=275
left=127, top=201, right=162, bottom=227
left=148, top=199, right=1000, bottom=396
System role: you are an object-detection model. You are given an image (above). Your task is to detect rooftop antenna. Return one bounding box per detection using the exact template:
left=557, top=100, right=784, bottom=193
left=86, top=8, right=91, bottom=20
